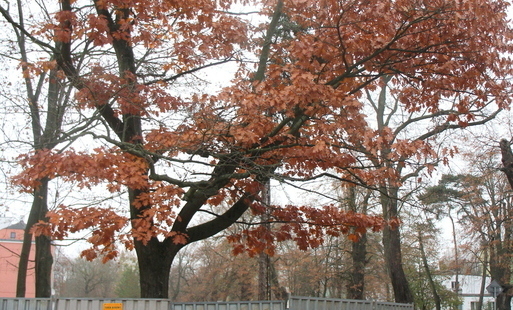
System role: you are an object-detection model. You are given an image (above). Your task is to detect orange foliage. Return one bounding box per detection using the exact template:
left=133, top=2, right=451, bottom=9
left=14, top=148, right=149, bottom=191
left=10, top=0, right=513, bottom=261
left=228, top=204, right=398, bottom=256
left=31, top=205, right=128, bottom=260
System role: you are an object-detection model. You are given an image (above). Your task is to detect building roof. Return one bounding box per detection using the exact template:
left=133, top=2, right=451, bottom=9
left=0, top=220, right=26, bottom=230
left=4, top=220, right=26, bottom=230
left=0, top=218, right=14, bottom=230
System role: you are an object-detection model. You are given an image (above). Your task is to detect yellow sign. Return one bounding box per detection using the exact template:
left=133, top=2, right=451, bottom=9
left=103, top=303, right=123, bottom=310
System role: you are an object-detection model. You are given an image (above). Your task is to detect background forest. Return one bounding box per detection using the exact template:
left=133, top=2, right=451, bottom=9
left=0, top=0, right=513, bottom=309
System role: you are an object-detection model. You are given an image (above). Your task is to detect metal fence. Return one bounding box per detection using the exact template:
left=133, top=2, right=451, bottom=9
left=0, top=296, right=414, bottom=310
left=287, top=297, right=413, bottom=310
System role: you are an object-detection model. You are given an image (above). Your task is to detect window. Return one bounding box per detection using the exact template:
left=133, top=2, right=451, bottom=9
left=10, top=232, right=16, bottom=239
left=475, top=301, right=496, bottom=310
left=451, top=281, right=460, bottom=290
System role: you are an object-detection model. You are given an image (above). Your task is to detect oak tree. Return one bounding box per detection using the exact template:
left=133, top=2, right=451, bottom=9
left=4, top=0, right=513, bottom=299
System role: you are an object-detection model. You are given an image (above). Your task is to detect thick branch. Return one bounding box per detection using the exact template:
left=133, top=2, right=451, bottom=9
left=500, top=139, right=513, bottom=190
left=416, top=108, right=501, bottom=141
left=145, top=58, right=236, bottom=85
left=172, top=154, right=242, bottom=233
left=187, top=193, right=254, bottom=243
left=253, top=0, right=283, bottom=82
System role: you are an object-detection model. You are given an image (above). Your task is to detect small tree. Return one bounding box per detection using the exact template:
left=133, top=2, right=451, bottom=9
left=422, top=163, right=513, bottom=310
left=115, top=263, right=140, bottom=298
left=0, top=0, right=81, bottom=296
left=54, top=255, right=119, bottom=297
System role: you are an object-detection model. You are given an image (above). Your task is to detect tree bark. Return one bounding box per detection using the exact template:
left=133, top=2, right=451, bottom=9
left=347, top=233, right=367, bottom=299
left=134, top=238, right=178, bottom=298
left=34, top=233, right=53, bottom=297
left=477, top=246, right=488, bottom=310
left=383, top=226, right=412, bottom=303
left=497, top=293, right=513, bottom=310
left=34, top=179, right=53, bottom=297
left=497, top=139, right=513, bottom=310
left=346, top=186, right=369, bottom=300
left=16, top=179, right=53, bottom=297
left=448, top=213, right=460, bottom=296
left=381, top=187, right=413, bottom=303
left=418, top=232, right=441, bottom=310
left=16, top=181, right=45, bottom=296
left=258, top=251, right=271, bottom=300
left=500, top=139, right=513, bottom=190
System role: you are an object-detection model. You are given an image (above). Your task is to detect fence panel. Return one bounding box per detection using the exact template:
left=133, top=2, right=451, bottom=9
left=374, top=302, right=413, bottom=310
left=54, top=298, right=171, bottom=310
left=55, top=298, right=104, bottom=310
left=0, top=298, right=52, bottom=310
left=288, top=296, right=373, bottom=310
left=171, top=300, right=285, bottom=310
left=0, top=296, right=413, bottom=310
left=287, top=297, right=413, bottom=310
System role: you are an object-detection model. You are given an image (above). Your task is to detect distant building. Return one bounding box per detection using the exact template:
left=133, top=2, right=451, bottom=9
left=0, top=220, right=35, bottom=297
left=442, top=275, right=496, bottom=310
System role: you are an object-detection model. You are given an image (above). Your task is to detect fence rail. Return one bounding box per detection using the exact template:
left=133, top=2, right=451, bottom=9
left=0, top=296, right=414, bottom=310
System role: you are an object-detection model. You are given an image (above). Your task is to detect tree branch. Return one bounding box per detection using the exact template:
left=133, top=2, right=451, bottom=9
left=187, top=193, right=254, bottom=243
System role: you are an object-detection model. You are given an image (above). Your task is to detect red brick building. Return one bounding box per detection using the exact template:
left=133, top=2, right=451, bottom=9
left=0, top=220, right=35, bottom=297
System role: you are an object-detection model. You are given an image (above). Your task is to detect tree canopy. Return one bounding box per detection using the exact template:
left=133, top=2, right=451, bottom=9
left=2, top=0, right=513, bottom=299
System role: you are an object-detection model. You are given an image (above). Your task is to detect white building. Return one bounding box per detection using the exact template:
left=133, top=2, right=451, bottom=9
left=442, top=275, right=496, bottom=310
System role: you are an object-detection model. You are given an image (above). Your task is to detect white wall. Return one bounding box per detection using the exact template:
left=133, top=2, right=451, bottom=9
left=442, top=275, right=496, bottom=310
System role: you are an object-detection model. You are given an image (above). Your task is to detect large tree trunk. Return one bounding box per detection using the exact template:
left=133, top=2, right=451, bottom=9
left=134, top=238, right=178, bottom=298
left=258, top=252, right=271, bottom=300
left=16, top=178, right=53, bottom=297
left=347, top=233, right=367, bottom=299
left=497, top=139, right=513, bottom=310
left=35, top=234, right=53, bottom=297
left=34, top=178, right=53, bottom=297
left=383, top=226, right=412, bottom=303
left=346, top=186, right=370, bottom=300
left=16, top=186, right=44, bottom=297
left=381, top=187, right=413, bottom=303
left=129, top=185, right=176, bottom=299
left=132, top=190, right=255, bottom=298
left=497, top=292, right=512, bottom=310
left=488, top=220, right=512, bottom=310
